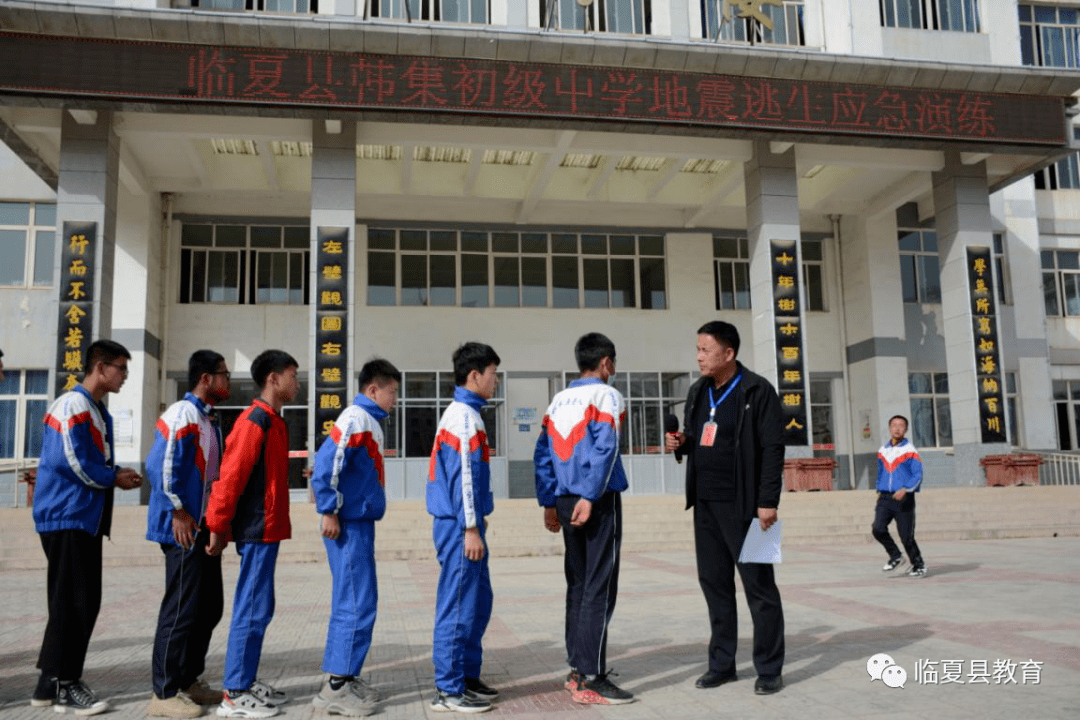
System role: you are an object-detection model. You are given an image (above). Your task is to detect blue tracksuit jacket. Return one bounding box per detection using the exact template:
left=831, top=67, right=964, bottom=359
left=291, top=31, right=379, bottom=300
left=33, top=385, right=118, bottom=536
left=427, top=386, right=494, bottom=529
left=145, top=393, right=223, bottom=545
left=534, top=377, right=628, bottom=506
left=311, top=394, right=388, bottom=521
left=876, top=438, right=923, bottom=492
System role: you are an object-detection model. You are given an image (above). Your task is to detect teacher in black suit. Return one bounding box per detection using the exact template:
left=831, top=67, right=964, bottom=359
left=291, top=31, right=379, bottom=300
left=665, top=320, right=786, bottom=696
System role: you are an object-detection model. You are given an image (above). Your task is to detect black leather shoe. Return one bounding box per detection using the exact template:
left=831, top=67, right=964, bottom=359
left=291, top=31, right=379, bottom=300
left=754, top=675, right=784, bottom=695
left=695, top=670, right=738, bottom=689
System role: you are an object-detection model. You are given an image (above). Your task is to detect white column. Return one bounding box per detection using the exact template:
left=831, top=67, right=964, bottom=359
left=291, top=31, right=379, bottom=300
left=932, top=153, right=1009, bottom=482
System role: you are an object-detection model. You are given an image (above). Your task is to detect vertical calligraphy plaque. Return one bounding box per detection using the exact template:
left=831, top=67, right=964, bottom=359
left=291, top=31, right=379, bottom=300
left=55, top=222, right=96, bottom=397
left=968, top=247, right=1006, bottom=444
left=315, top=227, right=350, bottom=439
left=771, top=239, right=809, bottom=445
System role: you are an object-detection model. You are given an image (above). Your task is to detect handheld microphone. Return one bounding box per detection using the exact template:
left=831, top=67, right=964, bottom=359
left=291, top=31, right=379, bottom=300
left=665, top=413, right=682, bottom=464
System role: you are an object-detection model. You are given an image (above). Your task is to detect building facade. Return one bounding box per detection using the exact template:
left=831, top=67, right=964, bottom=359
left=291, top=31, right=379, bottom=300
left=1, top=0, right=1079, bottom=505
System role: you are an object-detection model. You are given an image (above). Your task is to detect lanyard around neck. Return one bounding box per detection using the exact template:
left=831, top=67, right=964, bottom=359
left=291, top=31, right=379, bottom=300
left=707, top=373, right=742, bottom=421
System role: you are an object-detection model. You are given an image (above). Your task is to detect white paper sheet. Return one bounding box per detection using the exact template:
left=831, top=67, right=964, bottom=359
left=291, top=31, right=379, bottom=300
left=738, top=519, right=783, bottom=564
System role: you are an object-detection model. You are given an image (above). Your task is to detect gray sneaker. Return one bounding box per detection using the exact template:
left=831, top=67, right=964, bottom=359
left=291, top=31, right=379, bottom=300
left=882, top=556, right=904, bottom=572
left=311, top=678, right=376, bottom=717
left=248, top=681, right=286, bottom=706
left=907, top=566, right=928, bottom=578
left=430, top=689, right=491, bottom=714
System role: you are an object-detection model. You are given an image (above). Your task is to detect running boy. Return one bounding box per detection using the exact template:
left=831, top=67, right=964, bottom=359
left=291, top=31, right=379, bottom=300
left=873, top=414, right=927, bottom=578
left=205, top=350, right=299, bottom=718
left=310, top=359, right=401, bottom=717
left=146, top=350, right=232, bottom=717
left=427, top=343, right=501, bottom=714
left=534, top=332, right=634, bottom=705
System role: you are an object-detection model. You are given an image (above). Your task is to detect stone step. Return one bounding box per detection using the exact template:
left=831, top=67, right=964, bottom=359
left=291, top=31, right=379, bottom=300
left=2, top=486, right=1076, bottom=570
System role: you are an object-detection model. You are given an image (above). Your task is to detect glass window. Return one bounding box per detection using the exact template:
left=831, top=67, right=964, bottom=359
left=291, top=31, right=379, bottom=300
left=366, top=227, right=666, bottom=310
left=181, top=222, right=308, bottom=305
left=881, top=0, right=980, bottom=31
left=1042, top=249, right=1080, bottom=317
left=1019, top=4, right=1080, bottom=68
left=898, top=228, right=942, bottom=304
left=713, top=233, right=751, bottom=310
left=0, top=369, right=50, bottom=462
left=909, top=371, right=952, bottom=447
left=0, top=202, right=56, bottom=288
left=543, top=0, right=650, bottom=33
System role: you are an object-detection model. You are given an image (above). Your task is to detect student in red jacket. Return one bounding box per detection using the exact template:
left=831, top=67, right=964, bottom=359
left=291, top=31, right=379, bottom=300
left=205, top=350, right=298, bottom=719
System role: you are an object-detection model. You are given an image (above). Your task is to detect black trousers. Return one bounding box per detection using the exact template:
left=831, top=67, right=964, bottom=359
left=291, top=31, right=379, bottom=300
left=872, top=492, right=923, bottom=568
left=556, top=492, right=621, bottom=677
left=152, top=530, right=224, bottom=698
left=37, top=530, right=103, bottom=681
left=693, top=500, right=785, bottom=678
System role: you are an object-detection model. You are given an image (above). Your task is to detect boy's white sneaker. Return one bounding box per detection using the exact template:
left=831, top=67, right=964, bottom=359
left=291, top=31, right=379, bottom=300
left=216, top=691, right=278, bottom=718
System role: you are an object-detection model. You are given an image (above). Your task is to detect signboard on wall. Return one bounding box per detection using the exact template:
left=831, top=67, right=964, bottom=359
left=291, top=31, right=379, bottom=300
left=55, top=222, right=96, bottom=397
left=771, top=238, right=809, bottom=446
left=0, top=32, right=1068, bottom=147
left=967, top=246, right=1007, bottom=444
left=314, top=227, right=349, bottom=438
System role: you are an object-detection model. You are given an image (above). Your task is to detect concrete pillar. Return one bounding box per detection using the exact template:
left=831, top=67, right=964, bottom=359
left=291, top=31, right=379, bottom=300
left=308, top=118, right=357, bottom=469
left=998, top=181, right=1055, bottom=450
left=744, top=141, right=810, bottom=455
left=839, top=211, right=911, bottom=488
left=932, top=153, right=1009, bottom=481
left=53, top=108, right=119, bottom=357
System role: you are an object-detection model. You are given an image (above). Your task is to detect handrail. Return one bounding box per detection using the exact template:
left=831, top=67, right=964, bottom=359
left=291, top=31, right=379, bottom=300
left=1027, top=451, right=1080, bottom=486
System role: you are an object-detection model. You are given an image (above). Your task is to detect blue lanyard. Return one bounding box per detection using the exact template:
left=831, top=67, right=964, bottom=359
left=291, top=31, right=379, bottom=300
left=707, top=373, right=742, bottom=421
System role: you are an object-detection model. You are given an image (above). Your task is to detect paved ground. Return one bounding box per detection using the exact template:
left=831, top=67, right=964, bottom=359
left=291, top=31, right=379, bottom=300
left=1, top=536, right=1078, bottom=720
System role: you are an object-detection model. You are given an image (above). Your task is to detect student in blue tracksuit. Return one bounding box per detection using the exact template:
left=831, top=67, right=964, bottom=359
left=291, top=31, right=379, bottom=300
left=427, top=342, right=501, bottom=714
left=31, top=340, right=143, bottom=715
left=873, top=414, right=927, bottom=578
left=534, top=332, right=634, bottom=705
left=145, top=350, right=232, bottom=717
left=310, top=358, right=401, bottom=718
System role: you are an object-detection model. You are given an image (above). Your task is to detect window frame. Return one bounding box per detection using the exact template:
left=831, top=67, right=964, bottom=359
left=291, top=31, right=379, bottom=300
left=713, top=233, right=751, bottom=311
left=898, top=228, right=942, bottom=304
left=880, top=0, right=981, bottom=32
left=704, top=0, right=806, bottom=46
left=909, top=371, right=952, bottom=448
left=368, top=0, right=489, bottom=23
left=191, top=0, right=319, bottom=12
left=1019, top=3, right=1080, bottom=68
left=0, top=202, right=56, bottom=289
left=0, top=369, right=51, bottom=464
left=1041, top=249, right=1080, bottom=317
left=541, top=0, right=651, bottom=35
left=366, top=227, right=666, bottom=310
left=179, top=222, right=310, bottom=306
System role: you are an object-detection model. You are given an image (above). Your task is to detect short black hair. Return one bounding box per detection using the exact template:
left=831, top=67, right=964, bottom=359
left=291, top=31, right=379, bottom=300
left=452, top=343, right=500, bottom=386
left=359, top=358, right=402, bottom=389
left=697, top=320, right=741, bottom=357
left=85, top=339, right=131, bottom=373
left=574, top=332, right=616, bottom=372
left=889, top=414, right=909, bottom=430
left=251, top=349, right=298, bottom=389
left=187, top=350, right=226, bottom=392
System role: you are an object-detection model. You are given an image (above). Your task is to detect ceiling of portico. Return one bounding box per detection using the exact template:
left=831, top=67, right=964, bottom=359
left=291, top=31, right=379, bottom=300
left=0, top=105, right=1062, bottom=229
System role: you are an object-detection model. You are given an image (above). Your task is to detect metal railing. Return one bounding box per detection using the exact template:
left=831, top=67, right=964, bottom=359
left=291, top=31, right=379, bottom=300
left=1031, top=452, right=1080, bottom=486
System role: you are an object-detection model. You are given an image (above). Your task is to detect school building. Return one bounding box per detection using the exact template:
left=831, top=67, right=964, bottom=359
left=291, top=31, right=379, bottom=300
left=1, top=0, right=1079, bottom=506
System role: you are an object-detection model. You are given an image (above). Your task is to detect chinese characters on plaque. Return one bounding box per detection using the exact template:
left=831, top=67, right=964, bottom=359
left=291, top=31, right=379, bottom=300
left=55, top=223, right=96, bottom=396
left=968, top=247, right=1006, bottom=443
left=0, top=32, right=1067, bottom=147
left=315, top=227, right=349, bottom=438
left=771, top=239, right=808, bottom=445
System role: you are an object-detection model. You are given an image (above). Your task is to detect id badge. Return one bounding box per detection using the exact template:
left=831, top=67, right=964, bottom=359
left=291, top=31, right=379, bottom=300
left=700, top=421, right=718, bottom=447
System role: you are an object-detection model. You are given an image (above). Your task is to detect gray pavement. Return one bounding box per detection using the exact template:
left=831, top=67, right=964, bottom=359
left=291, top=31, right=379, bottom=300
left=1, top=536, right=1078, bottom=720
